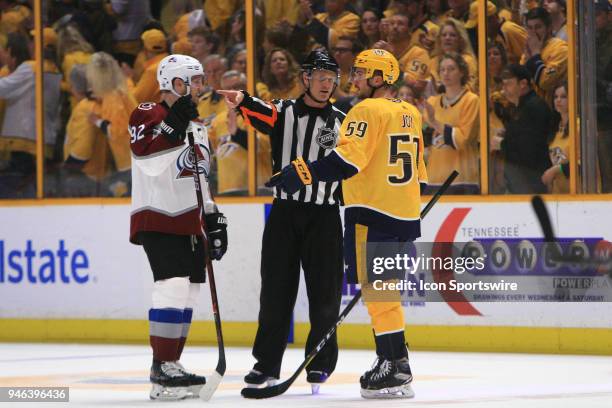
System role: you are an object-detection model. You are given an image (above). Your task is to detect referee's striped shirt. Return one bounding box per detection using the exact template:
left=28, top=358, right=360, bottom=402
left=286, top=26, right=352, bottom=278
left=238, top=92, right=346, bottom=205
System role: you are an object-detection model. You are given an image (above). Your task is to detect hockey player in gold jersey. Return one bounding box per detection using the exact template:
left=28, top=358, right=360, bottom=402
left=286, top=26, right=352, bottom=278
left=268, top=49, right=427, bottom=399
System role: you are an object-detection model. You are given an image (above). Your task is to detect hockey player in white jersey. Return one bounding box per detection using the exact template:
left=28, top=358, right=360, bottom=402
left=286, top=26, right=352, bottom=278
left=129, top=54, right=228, bottom=401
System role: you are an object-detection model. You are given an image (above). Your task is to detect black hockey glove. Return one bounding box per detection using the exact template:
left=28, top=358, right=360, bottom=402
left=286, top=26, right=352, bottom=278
left=205, top=212, right=228, bottom=261
left=160, top=95, right=199, bottom=142
left=265, top=156, right=315, bottom=195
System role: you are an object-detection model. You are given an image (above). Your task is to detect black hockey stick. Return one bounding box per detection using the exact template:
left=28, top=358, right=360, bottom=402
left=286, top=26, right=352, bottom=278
left=186, top=131, right=226, bottom=401
left=241, top=170, right=459, bottom=399
left=531, top=195, right=611, bottom=272
left=531, top=195, right=555, bottom=242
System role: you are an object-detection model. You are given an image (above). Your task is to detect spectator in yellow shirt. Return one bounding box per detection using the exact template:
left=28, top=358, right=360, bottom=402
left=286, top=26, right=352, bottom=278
left=62, top=64, right=111, bottom=197
left=132, top=29, right=168, bottom=103
left=404, top=0, right=440, bottom=53
left=420, top=52, right=480, bottom=194
left=86, top=52, right=137, bottom=197
left=298, top=0, right=360, bottom=49
left=374, top=13, right=431, bottom=91
left=197, top=54, right=228, bottom=127
left=204, top=0, right=240, bottom=31
left=542, top=82, right=571, bottom=193
left=208, top=70, right=272, bottom=195
left=429, top=18, right=478, bottom=92
left=57, top=24, right=93, bottom=107
left=521, top=7, right=568, bottom=104
left=256, top=48, right=302, bottom=100
left=482, top=1, right=527, bottom=63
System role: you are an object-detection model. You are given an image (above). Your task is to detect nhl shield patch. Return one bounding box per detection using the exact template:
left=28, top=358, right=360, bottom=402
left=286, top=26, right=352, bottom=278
left=315, top=127, right=338, bottom=149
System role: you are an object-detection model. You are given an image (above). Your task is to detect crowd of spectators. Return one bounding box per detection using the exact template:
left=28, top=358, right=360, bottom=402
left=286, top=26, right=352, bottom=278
left=0, top=0, right=610, bottom=198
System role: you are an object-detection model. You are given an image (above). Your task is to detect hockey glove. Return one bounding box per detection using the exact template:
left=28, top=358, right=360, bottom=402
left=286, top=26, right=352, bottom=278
left=205, top=212, right=228, bottom=261
left=160, top=95, right=199, bottom=142
left=265, top=157, right=314, bottom=195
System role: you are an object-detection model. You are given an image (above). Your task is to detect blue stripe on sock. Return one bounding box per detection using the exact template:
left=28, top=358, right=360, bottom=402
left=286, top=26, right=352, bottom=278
left=149, top=308, right=184, bottom=324
left=183, top=308, right=193, bottom=323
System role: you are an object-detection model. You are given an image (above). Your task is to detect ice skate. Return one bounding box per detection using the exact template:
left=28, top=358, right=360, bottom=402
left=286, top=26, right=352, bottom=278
left=244, top=369, right=279, bottom=388
left=359, top=356, right=414, bottom=399
left=149, top=361, right=192, bottom=400
left=175, top=361, right=207, bottom=398
left=307, top=370, right=329, bottom=394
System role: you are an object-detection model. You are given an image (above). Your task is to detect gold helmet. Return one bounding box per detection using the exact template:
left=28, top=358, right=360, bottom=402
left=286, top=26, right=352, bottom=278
left=352, top=49, right=400, bottom=85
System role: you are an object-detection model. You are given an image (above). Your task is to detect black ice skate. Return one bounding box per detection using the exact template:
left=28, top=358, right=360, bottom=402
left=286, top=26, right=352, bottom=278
left=149, top=360, right=191, bottom=401
left=307, top=370, right=329, bottom=394
left=359, top=356, right=414, bottom=399
left=244, top=369, right=279, bottom=388
left=175, top=361, right=207, bottom=398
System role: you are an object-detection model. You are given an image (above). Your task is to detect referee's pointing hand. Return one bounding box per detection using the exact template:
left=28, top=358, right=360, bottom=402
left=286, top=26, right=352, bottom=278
left=217, top=89, right=244, bottom=109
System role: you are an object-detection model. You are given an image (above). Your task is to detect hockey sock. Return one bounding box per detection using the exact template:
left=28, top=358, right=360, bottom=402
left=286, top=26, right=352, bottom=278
left=374, top=330, right=408, bottom=360
left=149, top=308, right=184, bottom=362
left=177, top=308, right=192, bottom=359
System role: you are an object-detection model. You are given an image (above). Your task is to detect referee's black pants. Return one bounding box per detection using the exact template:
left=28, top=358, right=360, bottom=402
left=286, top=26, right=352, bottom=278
left=253, top=199, right=343, bottom=378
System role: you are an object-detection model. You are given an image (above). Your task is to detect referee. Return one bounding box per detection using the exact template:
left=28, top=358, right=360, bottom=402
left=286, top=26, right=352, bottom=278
left=218, top=50, right=345, bottom=391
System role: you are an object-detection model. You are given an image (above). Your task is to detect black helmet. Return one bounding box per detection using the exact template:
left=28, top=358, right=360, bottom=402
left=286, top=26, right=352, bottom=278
left=301, top=49, right=340, bottom=75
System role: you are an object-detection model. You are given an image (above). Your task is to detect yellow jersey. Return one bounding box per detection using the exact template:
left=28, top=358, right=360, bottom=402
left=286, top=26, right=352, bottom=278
left=335, top=97, right=427, bottom=222
left=64, top=98, right=112, bottom=181
left=255, top=80, right=303, bottom=101
left=314, top=11, right=361, bottom=48
left=497, top=20, right=527, bottom=64
left=197, top=90, right=227, bottom=128
left=209, top=110, right=272, bottom=194
left=133, top=53, right=167, bottom=104
left=94, top=90, right=138, bottom=172
left=410, top=20, right=440, bottom=54
left=548, top=128, right=570, bottom=194
left=521, top=37, right=568, bottom=103
left=204, top=0, right=240, bottom=31
left=397, top=45, right=431, bottom=82
left=425, top=89, right=479, bottom=187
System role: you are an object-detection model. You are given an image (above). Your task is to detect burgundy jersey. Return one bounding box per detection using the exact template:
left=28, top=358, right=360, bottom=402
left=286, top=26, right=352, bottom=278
left=129, top=102, right=214, bottom=244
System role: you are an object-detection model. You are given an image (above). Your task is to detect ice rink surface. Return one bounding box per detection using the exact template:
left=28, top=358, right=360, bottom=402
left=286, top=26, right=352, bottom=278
left=1, top=343, right=611, bottom=408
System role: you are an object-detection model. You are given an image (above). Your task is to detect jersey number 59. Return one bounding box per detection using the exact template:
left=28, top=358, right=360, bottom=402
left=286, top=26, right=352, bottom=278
left=345, top=121, right=368, bottom=137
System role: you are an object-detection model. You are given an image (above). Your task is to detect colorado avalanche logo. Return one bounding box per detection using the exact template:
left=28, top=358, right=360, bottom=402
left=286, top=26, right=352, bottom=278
left=176, top=144, right=210, bottom=179
left=315, top=126, right=338, bottom=149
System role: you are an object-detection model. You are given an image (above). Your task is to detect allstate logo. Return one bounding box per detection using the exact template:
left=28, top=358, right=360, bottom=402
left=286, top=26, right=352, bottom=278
left=176, top=144, right=210, bottom=179
left=0, top=240, right=90, bottom=284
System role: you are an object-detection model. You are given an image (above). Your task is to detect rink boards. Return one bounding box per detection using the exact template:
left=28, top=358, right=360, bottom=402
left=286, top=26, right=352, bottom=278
left=1, top=199, right=611, bottom=354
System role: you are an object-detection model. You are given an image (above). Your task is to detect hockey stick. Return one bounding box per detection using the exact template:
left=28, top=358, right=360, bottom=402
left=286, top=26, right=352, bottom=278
left=186, top=131, right=226, bottom=401
left=531, top=195, right=612, bottom=272
left=241, top=170, right=459, bottom=399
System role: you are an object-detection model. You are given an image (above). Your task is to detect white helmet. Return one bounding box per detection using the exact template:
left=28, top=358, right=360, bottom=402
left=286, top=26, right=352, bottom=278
left=157, top=54, right=205, bottom=97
